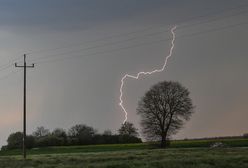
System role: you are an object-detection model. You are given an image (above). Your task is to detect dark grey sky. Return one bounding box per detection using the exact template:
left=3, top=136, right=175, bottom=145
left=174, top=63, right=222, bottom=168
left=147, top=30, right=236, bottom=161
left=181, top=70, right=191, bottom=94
left=0, top=0, right=248, bottom=146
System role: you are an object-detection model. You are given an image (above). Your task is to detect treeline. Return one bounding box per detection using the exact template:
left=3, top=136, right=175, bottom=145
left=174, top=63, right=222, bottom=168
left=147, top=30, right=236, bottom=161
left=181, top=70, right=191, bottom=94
left=2, top=122, right=141, bottom=150
left=181, top=134, right=248, bottom=141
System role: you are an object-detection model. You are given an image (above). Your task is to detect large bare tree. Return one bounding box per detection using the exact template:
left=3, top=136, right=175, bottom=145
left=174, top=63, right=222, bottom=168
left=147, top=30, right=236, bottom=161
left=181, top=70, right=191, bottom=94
left=137, top=81, right=194, bottom=148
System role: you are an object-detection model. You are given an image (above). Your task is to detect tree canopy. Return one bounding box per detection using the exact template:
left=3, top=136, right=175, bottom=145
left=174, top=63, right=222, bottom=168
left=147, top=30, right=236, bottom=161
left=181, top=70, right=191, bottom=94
left=137, top=81, right=194, bottom=148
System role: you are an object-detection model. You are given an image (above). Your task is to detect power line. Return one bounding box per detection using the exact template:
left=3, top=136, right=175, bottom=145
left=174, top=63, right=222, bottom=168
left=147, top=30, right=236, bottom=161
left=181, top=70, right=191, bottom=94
left=2, top=18, right=245, bottom=81
left=29, top=8, right=248, bottom=64
left=179, top=7, right=248, bottom=29
left=0, top=70, right=20, bottom=82
left=1, top=3, right=248, bottom=73
left=0, top=56, right=22, bottom=73
left=26, top=3, right=248, bottom=57
left=34, top=20, right=248, bottom=65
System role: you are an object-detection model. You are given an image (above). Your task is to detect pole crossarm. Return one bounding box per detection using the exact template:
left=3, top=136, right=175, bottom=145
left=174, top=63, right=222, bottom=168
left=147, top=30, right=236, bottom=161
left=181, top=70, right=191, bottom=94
left=15, top=63, right=35, bottom=68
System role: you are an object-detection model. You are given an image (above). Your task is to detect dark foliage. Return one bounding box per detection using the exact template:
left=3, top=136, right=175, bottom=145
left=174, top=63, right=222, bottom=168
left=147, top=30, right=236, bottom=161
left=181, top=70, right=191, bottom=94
left=4, top=123, right=142, bottom=150
left=32, top=126, right=50, bottom=137
left=243, top=133, right=248, bottom=138
left=36, top=135, right=64, bottom=147
left=68, top=124, right=97, bottom=145
left=26, top=135, right=35, bottom=149
left=118, top=122, right=139, bottom=137
left=6, top=132, right=23, bottom=149
left=52, top=128, right=68, bottom=145
left=118, top=135, right=142, bottom=144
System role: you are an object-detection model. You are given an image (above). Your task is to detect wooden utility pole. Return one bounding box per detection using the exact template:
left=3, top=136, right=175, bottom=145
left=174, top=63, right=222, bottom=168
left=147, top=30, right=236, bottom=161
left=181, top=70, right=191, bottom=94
left=15, top=54, right=34, bottom=159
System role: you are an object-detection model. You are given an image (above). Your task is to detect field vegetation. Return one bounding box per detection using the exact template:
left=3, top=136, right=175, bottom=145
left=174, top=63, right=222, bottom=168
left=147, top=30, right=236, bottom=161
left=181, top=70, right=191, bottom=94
left=1, top=138, right=248, bottom=156
left=1, top=147, right=248, bottom=168
left=1, top=138, right=248, bottom=167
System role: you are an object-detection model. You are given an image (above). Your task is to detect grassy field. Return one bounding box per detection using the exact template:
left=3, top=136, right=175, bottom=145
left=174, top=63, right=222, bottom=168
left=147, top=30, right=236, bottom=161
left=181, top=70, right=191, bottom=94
left=1, top=139, right=248, bottom=168
left=1, top=138, right=248, bottom=156
left=0, top=143, right=151, bottom=156
left=1, top=148, right=248, bottom=168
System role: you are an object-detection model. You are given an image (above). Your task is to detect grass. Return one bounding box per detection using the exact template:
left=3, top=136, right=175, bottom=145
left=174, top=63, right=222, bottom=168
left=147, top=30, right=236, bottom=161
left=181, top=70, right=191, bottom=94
left=2, top=138, right=248, bottom=156
left=1, top=148, right=248, bottom=168
left=1, top=138, right=248, bottom=167
left=171, top=138, right=248, bottom=148
left=0, top=143, right=152, bottom=156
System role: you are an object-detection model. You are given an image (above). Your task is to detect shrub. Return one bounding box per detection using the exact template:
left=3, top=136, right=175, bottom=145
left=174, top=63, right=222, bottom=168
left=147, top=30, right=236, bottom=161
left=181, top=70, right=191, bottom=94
left=7, top=132, right=23, bottom=149
left=243, top=133, right=248, bottom=138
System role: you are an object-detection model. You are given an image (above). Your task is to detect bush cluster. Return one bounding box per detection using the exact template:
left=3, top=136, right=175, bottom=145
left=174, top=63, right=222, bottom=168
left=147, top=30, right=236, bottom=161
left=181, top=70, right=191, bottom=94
left=3, top=122, right=141, bottom=150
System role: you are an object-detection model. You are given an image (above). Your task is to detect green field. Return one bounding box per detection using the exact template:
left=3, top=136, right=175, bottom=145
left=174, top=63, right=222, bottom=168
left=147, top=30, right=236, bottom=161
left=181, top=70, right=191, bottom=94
left=1, top=148, right=248, bottom=168
left=1, top=139, right=248, bottom=168
left=2, top=138, right=248, bottom=156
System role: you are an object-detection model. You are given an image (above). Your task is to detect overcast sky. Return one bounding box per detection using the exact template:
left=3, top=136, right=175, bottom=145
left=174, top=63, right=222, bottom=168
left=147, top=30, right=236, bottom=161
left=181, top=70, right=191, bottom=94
left=0, top=0, right=248, bottom=147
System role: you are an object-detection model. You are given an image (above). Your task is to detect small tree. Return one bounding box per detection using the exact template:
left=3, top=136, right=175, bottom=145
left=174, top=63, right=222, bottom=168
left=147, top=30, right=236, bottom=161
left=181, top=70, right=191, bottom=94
left=33, top=126, right=50, bottom=137
left=103, top=130, right=112, bottom=136
left=7, top=132, right=23, bottom=149
left=118, top=122, right=141, bottom=143
left=118, top=122, right=138, bottom=137
left=68, top=124, right=97, bottom=145
left=6, top=132, right=35, bottom=149
left=243, top=133, right=248, bottom=138
left=137, top=81, right=194, bottom=148
left=52, top=128, right=68, bottom=145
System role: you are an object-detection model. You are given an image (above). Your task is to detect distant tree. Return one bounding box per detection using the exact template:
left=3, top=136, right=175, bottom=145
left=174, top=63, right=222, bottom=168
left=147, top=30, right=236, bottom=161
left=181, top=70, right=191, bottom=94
left=52, top=128, right=68, bottom=145
left=33, top=126, right=50, bottom=137
left=118, top=134, right=142, bottom=144
left=1, top=145, right=8, bottom=151
left=243, top=133, right=248, bottom=138
left=26, top=135, right=35, bottom=149
left=118, top=122, right=138, bottom=137
left=118, top=122, right=141, bottom=143
left=137, top=81, right=194, bottom=148
left=68, top=124, right=97, bottom=145
left=96, top=130, right=117, bottom=144
left=4, top=124, right=143, bottom=148
left=6, top=132, right=35, bottom=149
left=36, top=134, right=64, bottom=147
left=103, top=130, right=112, bottom=136
left=7, top=132, right=23, bottom=149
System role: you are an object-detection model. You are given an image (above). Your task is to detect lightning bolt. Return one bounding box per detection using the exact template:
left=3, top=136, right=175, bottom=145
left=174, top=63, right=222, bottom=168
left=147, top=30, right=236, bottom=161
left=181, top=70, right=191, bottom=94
left=119, top=26, right=177, bottom=124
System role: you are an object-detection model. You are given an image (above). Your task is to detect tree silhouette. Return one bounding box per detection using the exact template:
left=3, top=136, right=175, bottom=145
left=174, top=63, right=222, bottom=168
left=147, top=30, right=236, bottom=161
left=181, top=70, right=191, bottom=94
left=137, top=81, right=194, bottom=148
left=68, top=124, right=97, bottom=145
left=118, top=122, right=138, bottom=137
left=33, top=126, right=50, bottom=137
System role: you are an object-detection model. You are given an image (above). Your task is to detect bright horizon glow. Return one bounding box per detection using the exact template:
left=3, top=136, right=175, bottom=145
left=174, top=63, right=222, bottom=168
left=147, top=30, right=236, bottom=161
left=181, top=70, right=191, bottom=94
left=119, top=26, right=177, bottom=123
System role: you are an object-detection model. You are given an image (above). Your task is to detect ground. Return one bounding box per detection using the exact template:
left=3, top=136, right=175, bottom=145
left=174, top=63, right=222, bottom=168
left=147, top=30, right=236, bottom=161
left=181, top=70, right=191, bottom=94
left=1, top=139, right=248, bottom=168
left=1, top=147, right=248, bottom=168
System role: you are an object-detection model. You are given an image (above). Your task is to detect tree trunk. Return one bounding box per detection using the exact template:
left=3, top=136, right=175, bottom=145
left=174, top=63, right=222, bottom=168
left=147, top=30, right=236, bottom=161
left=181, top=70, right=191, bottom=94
left=160, top=134, right=167, bottom=148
